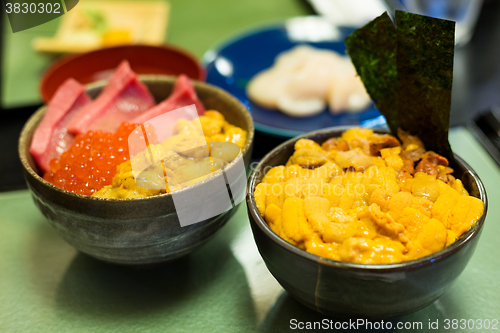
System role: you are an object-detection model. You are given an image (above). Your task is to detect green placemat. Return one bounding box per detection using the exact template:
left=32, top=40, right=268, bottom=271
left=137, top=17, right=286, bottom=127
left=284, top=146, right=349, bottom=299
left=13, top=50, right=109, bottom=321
left=2, top=16, right=60, bottom=108
left=1, top=0, right=309, bottom=108
left=1, top=127, right=499, bottom=332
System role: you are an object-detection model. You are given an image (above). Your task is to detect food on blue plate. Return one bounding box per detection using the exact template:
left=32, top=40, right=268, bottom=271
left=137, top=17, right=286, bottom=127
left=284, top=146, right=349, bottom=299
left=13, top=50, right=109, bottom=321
left=254, top=128, right=484, bottom=264
left=246, top=45, right=371, bottom=117
left=33, top=63, right=245, bottom=197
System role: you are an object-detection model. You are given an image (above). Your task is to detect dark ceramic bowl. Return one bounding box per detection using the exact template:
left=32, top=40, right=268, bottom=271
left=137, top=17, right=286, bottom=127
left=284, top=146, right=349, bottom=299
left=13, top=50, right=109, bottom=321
left=20, top=76, right=254, bottom=265
left=246, top=127, right=487, bottom=319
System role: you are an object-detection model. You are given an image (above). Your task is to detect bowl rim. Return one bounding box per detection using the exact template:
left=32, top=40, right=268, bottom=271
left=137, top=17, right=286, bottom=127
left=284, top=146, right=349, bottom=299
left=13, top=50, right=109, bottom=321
left=20, top=75, right=254, bottom=203
left=40, top=44, right=207, bottom=103
left=246, top=126, right=488, bottom=272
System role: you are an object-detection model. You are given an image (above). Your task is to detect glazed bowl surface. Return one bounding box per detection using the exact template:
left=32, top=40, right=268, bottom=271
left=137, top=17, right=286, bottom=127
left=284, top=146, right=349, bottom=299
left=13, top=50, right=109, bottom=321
left=246, top=126, right=487, bottom=319
left=20, top=76, right=254, bottom=265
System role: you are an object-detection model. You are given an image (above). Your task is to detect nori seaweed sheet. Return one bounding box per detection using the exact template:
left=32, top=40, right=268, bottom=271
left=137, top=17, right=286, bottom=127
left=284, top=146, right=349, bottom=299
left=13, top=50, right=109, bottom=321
left=345, top=11, right=455, bottom=163
left=396, top=11, right=455, bottom=162
left=344, top=12, right=398, bottom=135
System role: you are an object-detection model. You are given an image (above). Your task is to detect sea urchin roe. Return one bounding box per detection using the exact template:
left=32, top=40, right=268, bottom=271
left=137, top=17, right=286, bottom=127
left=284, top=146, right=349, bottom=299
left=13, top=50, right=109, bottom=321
left=93, top=110, right=247, bottom=199
left=43, top=122, right=154, bottom=196
left=254, top=128, right=484, bottom=264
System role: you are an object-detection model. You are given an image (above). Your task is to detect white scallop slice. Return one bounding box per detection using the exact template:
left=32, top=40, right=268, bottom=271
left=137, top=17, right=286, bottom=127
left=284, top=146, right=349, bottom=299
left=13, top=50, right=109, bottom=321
left=273, top=45, right=317, bottom=72
left=277, top=95, right=326, bottom=118
left=283, top=50, right=342, bottom=100
left=247, top=45, right=371, bottom=116
left=247, top=47, right=313, bottom=109
left=327, top=58, right=371, bottom=114
left=346, top=80, right=371, bottom=112
left=285, top=69, right=329, bottom=101
left=247, top=70, right=291, bottom=109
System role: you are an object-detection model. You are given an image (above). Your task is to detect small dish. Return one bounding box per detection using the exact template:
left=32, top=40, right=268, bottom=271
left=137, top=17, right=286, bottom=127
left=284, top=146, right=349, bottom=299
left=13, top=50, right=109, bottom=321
left=33, top=0, right=169, bottom=53
left=203, top=19, right=383, bottom=138
left=246, top=126, right=487, bottom=318
left=20, top=76, right=254, bottom=265
left=41, top=44, right=206, bottom=102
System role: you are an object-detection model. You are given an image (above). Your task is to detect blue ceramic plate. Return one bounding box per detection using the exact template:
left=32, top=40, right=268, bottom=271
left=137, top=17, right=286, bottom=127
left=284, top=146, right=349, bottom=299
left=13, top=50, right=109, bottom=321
left=203, top=20, right=385, bottom=138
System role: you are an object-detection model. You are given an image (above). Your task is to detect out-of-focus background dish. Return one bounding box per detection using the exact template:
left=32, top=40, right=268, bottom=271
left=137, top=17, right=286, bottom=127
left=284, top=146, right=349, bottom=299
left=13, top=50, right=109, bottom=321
left=40, top=44, right=205, bottom=102
left=203, top=19, right=383, bottom=138
left=33, top=0, right=169, bottom=53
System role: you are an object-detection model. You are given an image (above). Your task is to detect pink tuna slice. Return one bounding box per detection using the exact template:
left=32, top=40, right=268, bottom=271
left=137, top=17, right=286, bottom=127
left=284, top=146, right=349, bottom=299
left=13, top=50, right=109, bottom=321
left=30, top=78, right=91, bottom=174
left=67, top=60, right=156, bottom=134
left=130, top=74, right=205, bottom=141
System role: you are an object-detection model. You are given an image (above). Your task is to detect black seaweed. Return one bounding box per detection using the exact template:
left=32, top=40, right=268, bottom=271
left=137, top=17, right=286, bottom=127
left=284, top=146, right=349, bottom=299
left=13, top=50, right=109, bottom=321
left=345, top=11, right=456, bottom=162
left=345, top=12, right=398, bottom=134
left=396, top=11, right=455, bottom=162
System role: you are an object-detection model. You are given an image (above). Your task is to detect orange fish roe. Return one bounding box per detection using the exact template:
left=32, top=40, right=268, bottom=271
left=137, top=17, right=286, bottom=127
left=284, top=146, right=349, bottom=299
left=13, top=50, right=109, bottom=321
left=43, top=122, right=146, bottom=196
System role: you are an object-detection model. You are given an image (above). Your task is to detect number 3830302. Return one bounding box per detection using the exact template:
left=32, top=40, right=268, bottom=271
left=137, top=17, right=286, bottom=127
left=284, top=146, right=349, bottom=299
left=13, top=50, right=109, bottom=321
left=5, top=2, right=61, bottom=14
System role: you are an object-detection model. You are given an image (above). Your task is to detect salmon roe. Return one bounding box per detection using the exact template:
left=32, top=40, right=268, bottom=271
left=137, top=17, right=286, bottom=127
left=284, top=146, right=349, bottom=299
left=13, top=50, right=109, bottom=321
left=43, top=122, right=142, bottom=196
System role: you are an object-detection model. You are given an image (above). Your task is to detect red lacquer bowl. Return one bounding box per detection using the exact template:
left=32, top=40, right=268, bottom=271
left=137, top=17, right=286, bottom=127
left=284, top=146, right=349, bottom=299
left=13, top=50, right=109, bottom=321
left=40, top=44, right=206, bottom=102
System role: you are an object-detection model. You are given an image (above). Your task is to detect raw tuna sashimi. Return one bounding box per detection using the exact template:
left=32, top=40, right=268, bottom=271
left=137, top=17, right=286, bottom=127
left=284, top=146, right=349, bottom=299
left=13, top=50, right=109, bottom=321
left=30, top=79, right=91, bottom=173
left=130, top=74, right=205, bottom=141
left=67, top=60, right=156, bottom=134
